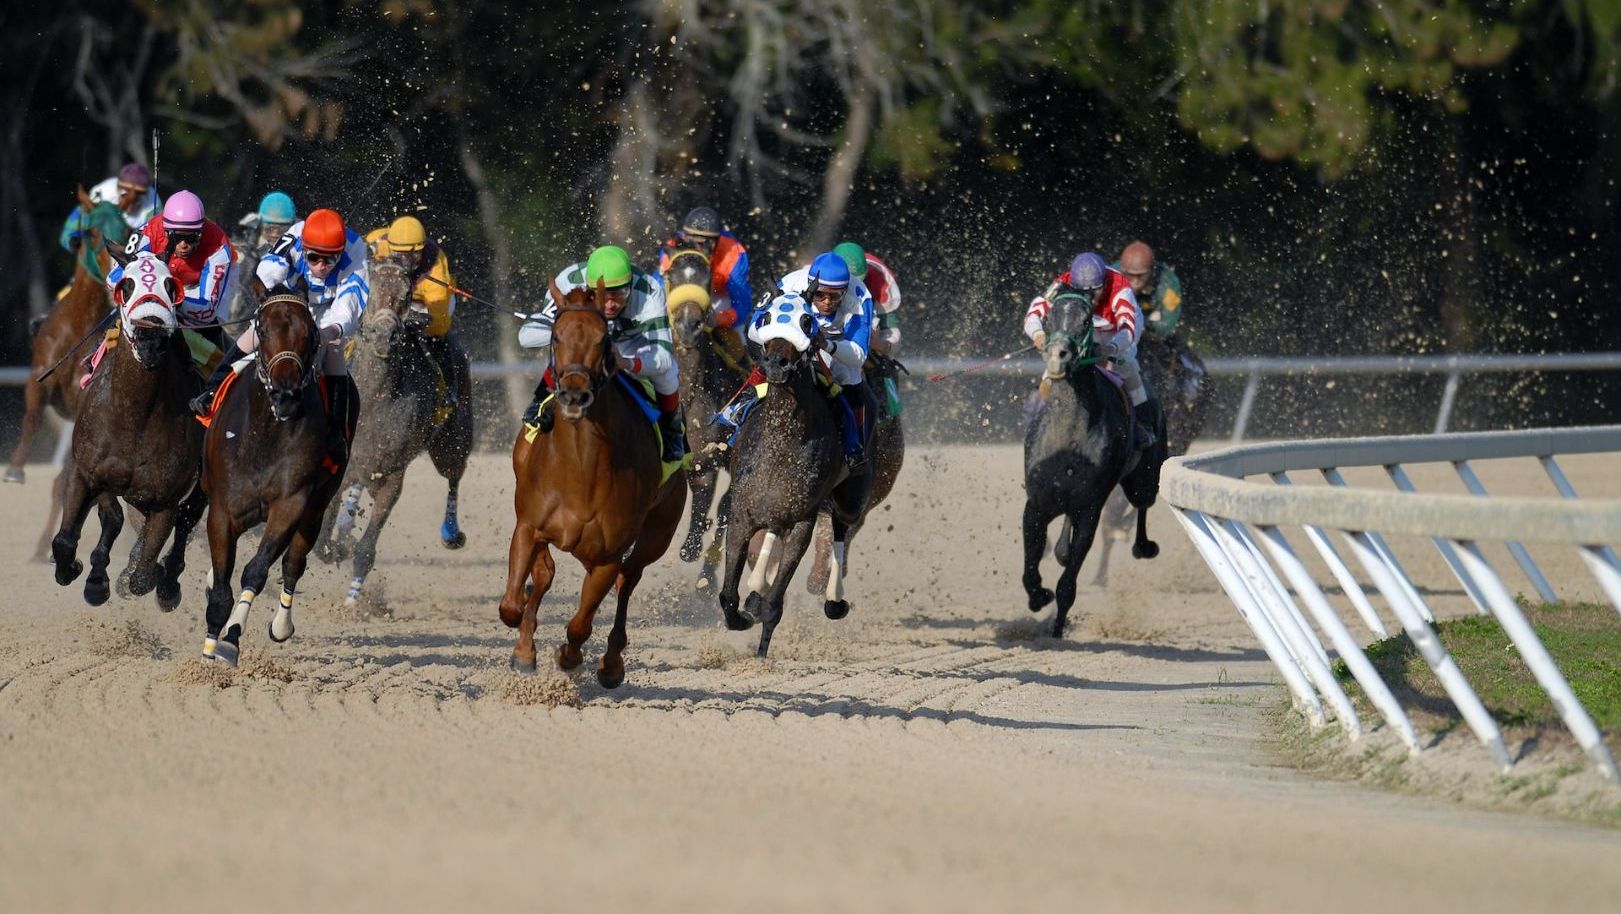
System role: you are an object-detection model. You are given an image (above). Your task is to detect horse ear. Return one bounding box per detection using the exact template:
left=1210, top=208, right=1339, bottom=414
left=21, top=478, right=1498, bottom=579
left=77, top=183, right=93, bottom=213
left=164, top=278, right=181, bottom=304
left=547, top=278, right=565, bottom=309
left=594, top=277, right=606, bottom=309
left=104, top=235, right=132, bottom=267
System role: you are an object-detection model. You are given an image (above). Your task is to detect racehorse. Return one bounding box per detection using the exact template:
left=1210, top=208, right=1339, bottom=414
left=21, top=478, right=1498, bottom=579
left=497, top=282, right=687, bottom=688
left=7, top=189, right=135, bottom=561
left=717, top=294, right=870, bottom=657
left=50, top=253, right=207, bottom=610
left=665, top=245, right=745, bottom=586
left=1083, top=333, right=1213, bottom=584
left=199, top=290, right=350, bottom=666
left=317, top=257, right=473, bottom=604
left=1022, top=291, right=1164, bottom=637
left=805, top=355, right=905, bottom=595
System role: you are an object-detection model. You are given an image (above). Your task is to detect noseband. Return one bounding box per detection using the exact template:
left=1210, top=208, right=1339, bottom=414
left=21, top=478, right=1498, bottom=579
left=550, top=306, right=617, bottom=394
left=255, top=295, right=319, bottom=405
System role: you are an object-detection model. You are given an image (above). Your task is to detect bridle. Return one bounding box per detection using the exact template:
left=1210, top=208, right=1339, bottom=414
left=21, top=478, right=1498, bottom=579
left=1045, top=291, right=1103, bottom=380
left=254, top=294, right=318, bottom=415
left=550, top=304, right=617, bottom=396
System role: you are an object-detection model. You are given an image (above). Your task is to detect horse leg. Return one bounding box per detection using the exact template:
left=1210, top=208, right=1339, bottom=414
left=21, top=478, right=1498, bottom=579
left=216, top=498, right=304, bottom=667
left=805, top=512, right=833, bottom=596
left=716, top=516, right=756, bottom=631
left=756, top=518, right=816, bottom=658
left=156, top=486, right=208, bottom=611
left=680, top=468, right=716, bottom=563
left=509, top=543, right=555, bottom=674
left=269, top=501, right=330, bottom=644
left=321, top=481, right=363, bottom=565
left=1022, top=499, right=1057, bottom=612
left=49, top=469, right=96, bottom=586
left=744, top=530, right=780, bottom=617
left=499, top=521, right=543, bottom=670
left=428, top=415, right=469, bottom=550
left=347, top=472, right=404, bottom=607
left=34, top=458, right=72, bottom=563
left=4, top=369, right=48, bottom=483
left=698, top=485, right=731, bottom=590
left=1131, top=504, right=1160, bottom=560
left=600, top=477, right=688, bottom=688
left=1053, top=505, right=1104, bottom=638
left=558, top=561, right=619, bottom=673
left=822, top=513, right=851, bottom=620
left=202, top=503, right=239, bottom=660
left=81, top=494, right=123, bottom=607
left=123, top=507, right=176, bottom=598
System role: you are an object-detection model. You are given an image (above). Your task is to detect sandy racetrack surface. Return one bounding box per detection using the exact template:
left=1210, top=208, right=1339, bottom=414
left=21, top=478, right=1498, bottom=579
left=3, top=445, right=1620, bottom=912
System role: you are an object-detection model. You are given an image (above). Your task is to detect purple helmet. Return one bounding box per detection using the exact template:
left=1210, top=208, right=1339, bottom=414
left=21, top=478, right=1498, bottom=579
left=117, top=162, right=150, bottom=189
left=1069, top=252, right=1107, bottom=292
left=162, top=190, right=205, bottom=231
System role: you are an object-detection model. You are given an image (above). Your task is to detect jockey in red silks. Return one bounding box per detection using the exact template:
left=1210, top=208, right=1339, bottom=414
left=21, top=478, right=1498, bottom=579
left=1023, top=251, right=1155, bottom=447
left=107, top=190, right=236, bottom=334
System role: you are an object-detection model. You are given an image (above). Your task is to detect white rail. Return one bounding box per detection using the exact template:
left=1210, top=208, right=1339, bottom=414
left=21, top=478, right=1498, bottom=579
left=1164, top=425, right=1621, bottom=780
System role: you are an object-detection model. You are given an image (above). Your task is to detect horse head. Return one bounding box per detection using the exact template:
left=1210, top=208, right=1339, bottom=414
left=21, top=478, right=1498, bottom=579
left=111, top=252, right=182, bottom=368
left=753, top=292, right=818, bottom=384
left=1043, top=290, right=1097, bottom=381
left=359, top=256, right=413, bottom=356
left=666, top=247, right=713, bottom=351
left=548, top=278, right=614, bottom=422
left=79, top=192, right=135, bottom=281
left=255, top=289, right=319, bottom=422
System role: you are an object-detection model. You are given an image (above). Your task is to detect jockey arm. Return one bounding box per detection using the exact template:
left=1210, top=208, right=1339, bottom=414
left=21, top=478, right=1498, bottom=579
left=622, top=275, right=674, bottom=377
left=1144, top=265, right=1183, bottom=338
left=517, top=263, right=574, bottom=350
left=317, top=272, right=368, bottom=343
left=824, top=293, right=873, bottom=370
left=719, top=247, right=754, bottom=329
left=1022, top=277, right=1064, bottom=346
left=868, top=259, right=902, bottom=356
left=255, top=228, right=297, bottom=291
left=412, top=249, right=455, bottom=337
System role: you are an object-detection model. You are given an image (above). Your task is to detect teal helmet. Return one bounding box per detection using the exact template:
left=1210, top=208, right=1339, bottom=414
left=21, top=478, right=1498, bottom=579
left=257, top=191, right=296, bottom=225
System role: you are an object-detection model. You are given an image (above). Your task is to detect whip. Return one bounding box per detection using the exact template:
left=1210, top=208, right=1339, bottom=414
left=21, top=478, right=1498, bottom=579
left=926, top=344, right=1037, bottom=383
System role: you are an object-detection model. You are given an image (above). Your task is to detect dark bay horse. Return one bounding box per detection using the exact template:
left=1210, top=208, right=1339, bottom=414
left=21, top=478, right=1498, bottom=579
left=498, top=283, right=687, bottom=688
left=7, top=191, right=135, bottom=560
left=200, top=291, right=350, bottom=666
left=318, top=257, right=472, bottom=605
left=50, top=253, right=207, bottom=609
left=1023, top=293, right=1164, bottom=637
left=1085, top=333, right=1213, bottom=584
left=718, top=298, right=870, bottom=657
left=805, top=356, right=905, bottom=596
left=666, top=246, right=745, bottom=586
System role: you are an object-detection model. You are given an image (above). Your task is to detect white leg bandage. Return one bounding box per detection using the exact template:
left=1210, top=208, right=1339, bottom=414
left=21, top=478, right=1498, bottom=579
left=748, top=532, right=778, bottom=595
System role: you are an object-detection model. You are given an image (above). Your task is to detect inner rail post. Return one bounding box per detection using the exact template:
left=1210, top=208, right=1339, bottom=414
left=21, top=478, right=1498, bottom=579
left=1230, top=365, right=1261, bottom=444
left=1322, top=467, right=1432, bottom=622
left=1384, top=463, right=1490, bottom=614
left=1270, top=471, right=1388, bottom=638
left=1452, top=459, right=1558, bottom=604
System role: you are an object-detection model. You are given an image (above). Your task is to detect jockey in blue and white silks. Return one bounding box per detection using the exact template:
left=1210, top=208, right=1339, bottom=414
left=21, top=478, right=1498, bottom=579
left=255, top=212, right=371, bottom=341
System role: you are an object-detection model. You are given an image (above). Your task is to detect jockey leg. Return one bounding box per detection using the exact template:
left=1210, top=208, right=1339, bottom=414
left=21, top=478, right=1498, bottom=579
left=1107, top=338, right=1158, bottom=450
left=836, top=384, right=867, bottom=471
left=717, top=364, right=768, bottom=428
left=522, top=365, right=556, bottom=433
left=420, top=330, right=462, bottom=412
left=189, top=326, right=255, bottom=417
left=321, top=346, right=358, bottom=464
left=651, top=367, right=686, bottom=464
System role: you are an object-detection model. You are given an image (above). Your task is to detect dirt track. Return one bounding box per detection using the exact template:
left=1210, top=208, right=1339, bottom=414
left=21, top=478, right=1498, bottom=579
left=3, top=445, right=1619, bottom=912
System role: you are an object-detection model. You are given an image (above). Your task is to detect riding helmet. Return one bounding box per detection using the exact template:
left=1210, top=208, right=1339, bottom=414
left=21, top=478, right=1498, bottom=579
left=681, top=206, right=721, bottom=238
left=386, top=215, right=427, bottom=253
left=832, top=241, right=868, bottom=280
left=586, top=245, right=634, bottom=288
left=302, top=208, right=348, bottom=254
left=809, top=252, right=850, bottom=290
left=1119, top=241, right=1154, bottom=276
left=117, top=163, right=151, bottom=190
left=258, top=191, right=297, bottom=225
left=161, top=191, right=205, bottom=231
left=1068, top=251, right=1108, bottom=292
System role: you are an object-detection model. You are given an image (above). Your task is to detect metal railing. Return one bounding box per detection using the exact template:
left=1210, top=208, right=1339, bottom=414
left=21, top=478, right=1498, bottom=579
left=1163, top=425, right=1621, bottom=780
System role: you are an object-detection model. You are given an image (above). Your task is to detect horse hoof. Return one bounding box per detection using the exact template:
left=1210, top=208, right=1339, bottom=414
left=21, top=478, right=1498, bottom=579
left=744, top=592, right=765, bottom=620
left=596, top=664, right=625, bottom=690
left=54, top=559, right=83, bottom=587
left=823, top=599, right=850, bottom=620
left=441, top=529, right=466, bottom=550
left=1132, top=540, right=1160, bottom=560
left=1051, top=618, right=1068, bottom=639
left=212, top=640, right=240, bottom=668
left=1028, top=588, right=1054, bottom=612
left=115, top=569, right=134, bottom=599
left=556, top=644, right=583, bottom=672
left=509, top=653, right=537, bottom=675
left=267, top=621, right=294, bottom=644
left=723, top=608, right=755, bottom=631
left=156, top=581, right=181, bottom=612
left=2, top=467, right=23, bottom=484
left=84, top=578, right=111, bottom=607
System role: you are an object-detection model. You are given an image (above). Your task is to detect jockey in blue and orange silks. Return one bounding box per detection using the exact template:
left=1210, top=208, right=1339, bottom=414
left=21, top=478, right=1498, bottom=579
left=657, top=206, right=753, bottom=367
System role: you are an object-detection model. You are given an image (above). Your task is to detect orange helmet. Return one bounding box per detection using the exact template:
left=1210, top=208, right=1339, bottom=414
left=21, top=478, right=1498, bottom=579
left=301, top=208, right=347, bottom=254
left=1120, top=241, right=1155, bottom=276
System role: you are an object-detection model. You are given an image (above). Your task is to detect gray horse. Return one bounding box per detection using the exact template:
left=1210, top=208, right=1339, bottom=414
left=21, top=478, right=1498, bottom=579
left=718, top=309, right=870, bottom=657
left=317, top=258, right=473, bottom=605
left=1022, top=293, right=1164, bottom=637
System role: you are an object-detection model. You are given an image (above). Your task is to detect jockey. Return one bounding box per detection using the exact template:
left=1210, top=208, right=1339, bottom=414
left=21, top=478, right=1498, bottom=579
left=832, top=241, right=901, bottom=357
left=190, top=208, right=367, bottom=461
left=365, top=215, right=464, bottom=406
left=106, top=190, right=235, bottom=354
left=518, top=245, right=686, bottom=464
left=1115, top=241, right=1183, bottom=340
left=657, top=206, right=753, bottom=366
left=1024, top=251, right=1156, bottom=447
left=767, top=252, right=875, bottom=470
left=59, top=162, right=160, bottom=251
left=234, top=191, right=298, bottom=261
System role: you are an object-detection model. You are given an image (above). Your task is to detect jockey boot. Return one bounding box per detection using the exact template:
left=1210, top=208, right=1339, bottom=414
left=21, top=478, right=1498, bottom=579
left=326, top=375, right=358, bottom=464
left=522, top=377, right=555, bottom=433
left=657, top=404, right=688, bottom=465
left=1132, top=400, right=1158, bottom=451
left=190, top=340, right=244, bottom=416
left=421, top=333, right=459, bottom=412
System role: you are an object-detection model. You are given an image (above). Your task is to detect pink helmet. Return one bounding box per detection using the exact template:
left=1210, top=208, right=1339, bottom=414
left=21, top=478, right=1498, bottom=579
left=161, top=190, right=205, bottom=231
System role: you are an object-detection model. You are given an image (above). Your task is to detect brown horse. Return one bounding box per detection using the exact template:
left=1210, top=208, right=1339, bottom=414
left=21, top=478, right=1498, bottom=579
left=50, top=253, right=207, bottom=609
left=7, top=190, right=135, bottom=561
left=199, top=291, right=350, bottom=667
left=805, top=356, right=905, bottom=595
left=498, top=281, right=687, bottom=688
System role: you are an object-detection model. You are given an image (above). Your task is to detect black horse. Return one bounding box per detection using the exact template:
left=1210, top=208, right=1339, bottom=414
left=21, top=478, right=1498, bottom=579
left=718, top=300, right=870, bottom=657
left=1022, top=292, right=1164, bottom=637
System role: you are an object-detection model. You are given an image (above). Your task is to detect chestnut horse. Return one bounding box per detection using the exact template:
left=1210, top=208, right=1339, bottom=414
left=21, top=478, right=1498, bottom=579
left=51, top=253, right=207, bottom=609
left=7, top=190, right=135, bottom=561
left=498, top=282, right=686, bottom=688
left=199, top=291, right=350, bottom=666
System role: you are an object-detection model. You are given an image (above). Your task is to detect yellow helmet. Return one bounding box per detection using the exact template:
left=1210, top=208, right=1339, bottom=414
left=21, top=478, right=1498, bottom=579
left=386, top=215, right=427, bottom=253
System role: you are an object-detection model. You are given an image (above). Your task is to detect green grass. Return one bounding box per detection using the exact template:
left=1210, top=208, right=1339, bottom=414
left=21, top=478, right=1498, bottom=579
left=1336, top=600, right=1621, bottom=732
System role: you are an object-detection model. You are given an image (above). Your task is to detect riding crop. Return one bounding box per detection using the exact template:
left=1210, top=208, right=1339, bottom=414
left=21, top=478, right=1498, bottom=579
left=926, top=344, right=1037, bottom=383
left=418, top=274, right=537, bottom=320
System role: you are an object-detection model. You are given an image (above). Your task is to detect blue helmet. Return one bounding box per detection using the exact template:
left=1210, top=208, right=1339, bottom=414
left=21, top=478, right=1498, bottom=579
left=1069, top=251, right=1107, bottom=292
left=257, top=191, right=296, bottom=224
left=809, top=251, right=850, bottom=289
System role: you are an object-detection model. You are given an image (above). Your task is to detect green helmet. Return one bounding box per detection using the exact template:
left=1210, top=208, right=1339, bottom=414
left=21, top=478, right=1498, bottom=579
left=585, top=245, right=634, bottom=288
left=833, top=241, right=868, bottom=280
